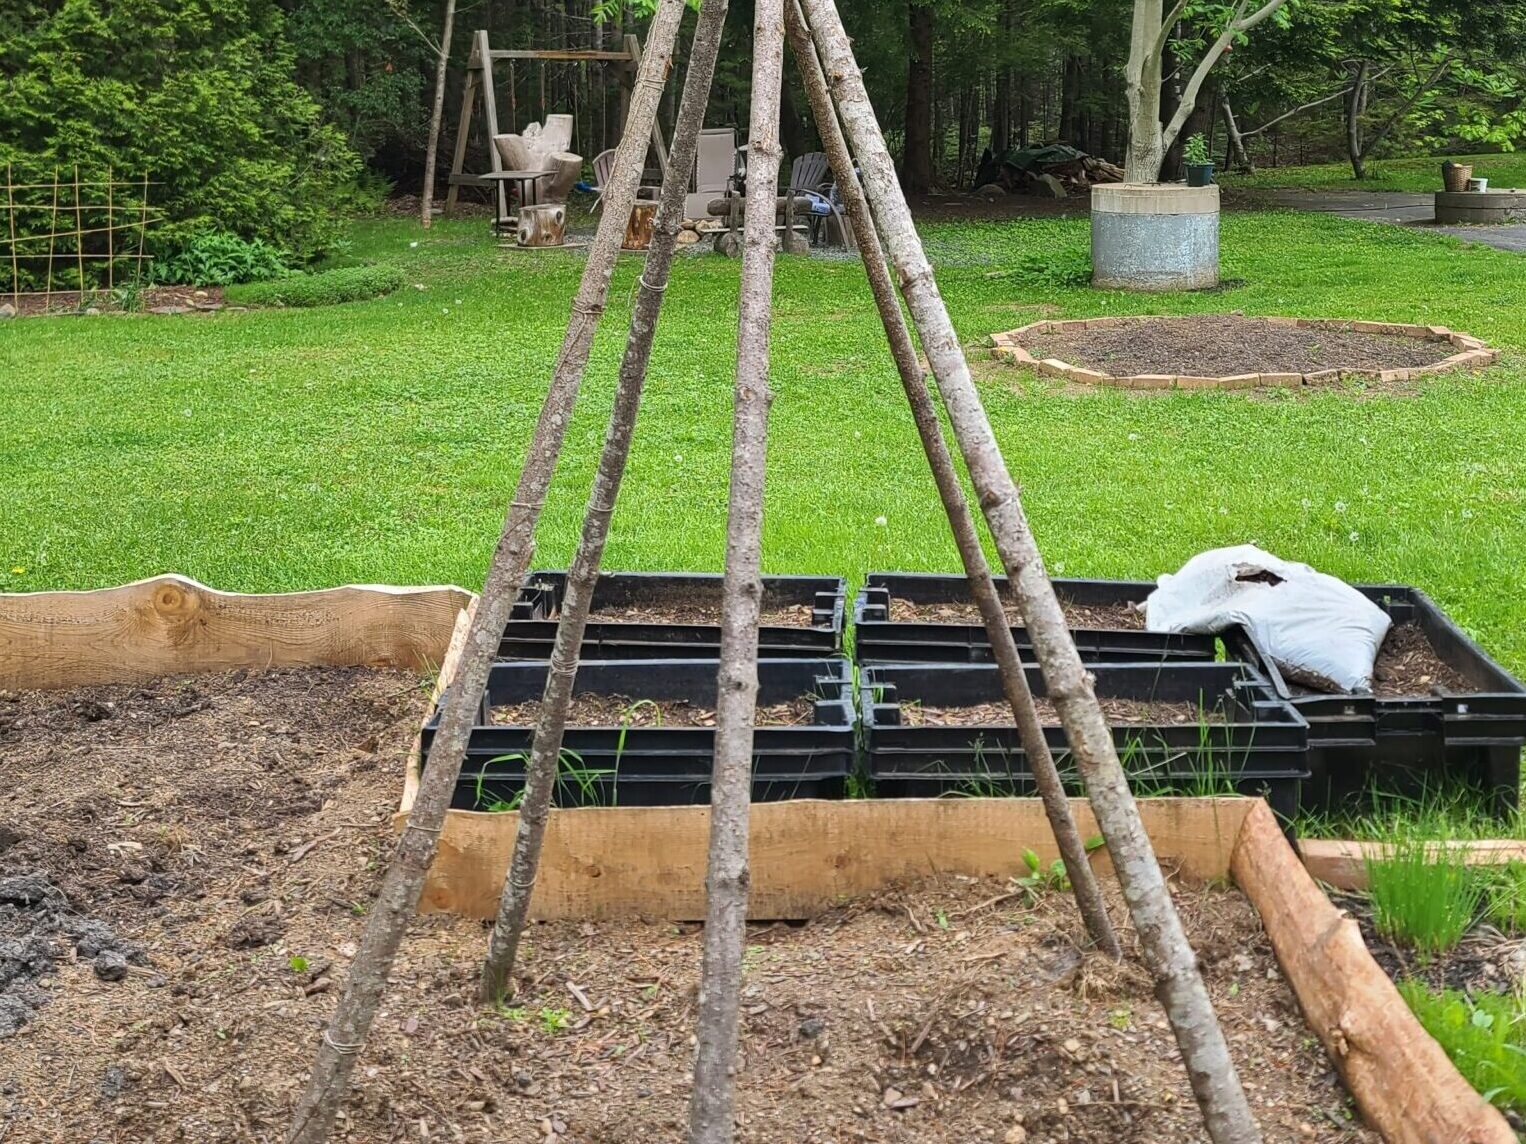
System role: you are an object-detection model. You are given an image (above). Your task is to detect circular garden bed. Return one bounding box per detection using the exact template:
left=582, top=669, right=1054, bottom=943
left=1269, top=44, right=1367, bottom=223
left=992, top=314, right=1499, bottom=389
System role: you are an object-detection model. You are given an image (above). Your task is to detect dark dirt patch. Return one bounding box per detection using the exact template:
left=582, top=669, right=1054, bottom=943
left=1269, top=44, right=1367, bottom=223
left=3, top=285, right=225, bottom=317
left=0, top=668, right=1370, bottom=1143
left=577, top=582, right=818, bottom=628
left=902, top=698, right=1219, bottom=727
left=888, top=596, right=1146, bottom=631
left=1021, top=315, right=1453, bottom=377
left=1371, top=623, right=1476, bottom=697
left=490, top=693, right=819, bottom=728
left=1332, top=889, right=1526, bottom=996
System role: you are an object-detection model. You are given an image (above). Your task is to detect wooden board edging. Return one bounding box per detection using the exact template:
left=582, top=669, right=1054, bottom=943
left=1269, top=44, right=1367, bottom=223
left=1233, top=800, right=1513, bottom=1144
left=393, top=796, right=1254, bottom=920
left=0, top=573, right=476, bottom=690
left=1301, top=837, right=1526, bottom=892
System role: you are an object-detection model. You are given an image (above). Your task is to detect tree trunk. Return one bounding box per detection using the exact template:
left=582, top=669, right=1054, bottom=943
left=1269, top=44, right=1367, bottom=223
left=1220, top=93, right=1252, bottom=171
left=283, top=5, right=689, bottom=1141
left=785, top=0, right=1120, bottom=959
left=517, top=202, right=567, bottom=246
left=799, top=2, right=1260, bottom=1139
left=1124, top=0, right=1165, bottom=181
left=421, top=0, right=459, bottom=228
left=902, top=1, right=934, bottom=193
left=687, top=3, right=783, bottom=1140
left=478, top=0, right=729, bottom=1006
left=1347, top=60, right=1370, bottom=178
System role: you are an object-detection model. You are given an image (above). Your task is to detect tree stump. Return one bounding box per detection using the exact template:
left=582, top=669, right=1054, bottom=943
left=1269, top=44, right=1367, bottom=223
left=518, top=204, right=567, bottom=248
left=623, top=202, right=658, bottom=250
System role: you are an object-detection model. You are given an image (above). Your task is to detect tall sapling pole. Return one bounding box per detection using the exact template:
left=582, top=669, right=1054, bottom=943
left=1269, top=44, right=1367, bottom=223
left=285, top=4, right=688, bottom=1140
left=799, top=1, right=1260, bottom=1140
left=421, top=0, right=458, bottom=228
left=783, top=0, right=1118, bottom=958
left=480, top=0, right=731, bottom=1002
left=687, top=2, right=785, bottom=1141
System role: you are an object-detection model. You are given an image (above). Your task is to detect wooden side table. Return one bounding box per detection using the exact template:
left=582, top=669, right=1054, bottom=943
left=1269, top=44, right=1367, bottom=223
left=482, top=170, right=550, bottom=231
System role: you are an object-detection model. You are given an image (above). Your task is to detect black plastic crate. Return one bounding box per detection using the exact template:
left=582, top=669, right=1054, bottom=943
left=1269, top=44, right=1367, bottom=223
left=501, top=571, right=845, bottom=660
left=1226, top=585, right=1526, bottom=815
left=859, top=661, right=1309, bottom=822
left=853, top=572, right=1217, bottom=665
left=422, top=657, right=855, bottom=809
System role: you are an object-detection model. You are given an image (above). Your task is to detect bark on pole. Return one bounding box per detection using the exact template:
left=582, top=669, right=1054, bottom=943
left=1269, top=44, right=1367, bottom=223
left=285, top=4, right=688, bottom=1141
left=420, top=0, right=458, bottom=228
left=783, top=0, right=1119, bottom=959
left=480, top=0, right=730, bottom=1004
left=687, top=2, right=784, bottom=1140
left=798, top=2, right=1260, bottom=1140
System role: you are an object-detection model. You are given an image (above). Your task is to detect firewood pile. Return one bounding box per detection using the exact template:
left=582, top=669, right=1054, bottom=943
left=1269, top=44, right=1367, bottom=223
left=971, top=144, right=1124, bottom=198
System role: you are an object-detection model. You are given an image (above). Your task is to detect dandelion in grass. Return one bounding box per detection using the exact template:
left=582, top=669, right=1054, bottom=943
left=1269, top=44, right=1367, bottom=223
left=1128, top=432, right=1139, bottom=441
left=1334, top=500, right=1347, bottom=513
left=874, top=515, right=887, bottom=527
left=1349, top=531, right=1361, bottom=543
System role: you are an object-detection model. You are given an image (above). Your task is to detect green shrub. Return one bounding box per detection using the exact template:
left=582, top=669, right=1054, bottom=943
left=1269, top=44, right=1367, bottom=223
left=1366, top=838, right=1482, bottom=959
left=1399, top=982, right=1526, bottom=1114
left=225, top=264, right=403, bottom=308
left=154, top=232, right=291, bottom=287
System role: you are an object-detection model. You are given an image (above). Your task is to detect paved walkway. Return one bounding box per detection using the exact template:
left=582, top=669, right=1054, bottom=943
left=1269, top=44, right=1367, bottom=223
left=1251, top=188, right=1526, bottom=253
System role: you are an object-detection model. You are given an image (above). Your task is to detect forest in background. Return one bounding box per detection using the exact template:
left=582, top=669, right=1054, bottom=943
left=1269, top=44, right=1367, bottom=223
left=2, top=0, right=1525, bottom=267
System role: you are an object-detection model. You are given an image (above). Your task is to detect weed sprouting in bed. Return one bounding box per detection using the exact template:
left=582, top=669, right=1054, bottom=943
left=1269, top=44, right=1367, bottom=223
left=1399, top=981, right=1526, bottom=1115
left=472, top=748, right=613, bottom=811
left=1367, top=837, right=1483, bottom=959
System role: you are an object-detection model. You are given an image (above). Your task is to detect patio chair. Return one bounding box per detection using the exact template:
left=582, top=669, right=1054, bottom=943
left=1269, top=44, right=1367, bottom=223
left=785, top=151, right=854, bottom=249
left=686, top=127, right=737, bottom=220
left=591, top=148, right=660, bottom=212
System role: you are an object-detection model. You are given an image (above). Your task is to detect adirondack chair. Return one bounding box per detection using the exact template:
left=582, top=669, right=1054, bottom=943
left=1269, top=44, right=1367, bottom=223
left=785, top=151, right=854, bottom=249
left=590, top=148, right=661, bottom=212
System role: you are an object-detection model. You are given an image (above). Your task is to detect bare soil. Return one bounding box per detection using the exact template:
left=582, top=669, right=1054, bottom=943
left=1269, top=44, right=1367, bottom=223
left=902, top=698, right=1219, bottom=728
left=3, top=285, right=225, bottom=317
left=0, top=668, right=1372, bottom=1143
left=490, top=694, right=818, bottom=728
left=1332, top=890, right=1526, bottom=997
left=1021, top=315, right=1453, bottom=377
left=1370, top=623, right=1476, bottom=697
left=888, top=597, right=1146, bottom=631
left=578, top=585, right=817, bottom=629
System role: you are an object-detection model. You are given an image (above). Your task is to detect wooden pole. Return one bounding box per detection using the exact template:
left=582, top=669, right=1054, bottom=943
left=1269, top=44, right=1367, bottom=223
left=797, top=2, right=1259, bottom=1140
left=73, top=165, right=85, bottom=298
left=106, top=169, right=114, bottom=292
left=284, top=5, right=689, bottom=1142
left=5, top=164, right=18, bottom=307
left=136, top=173, right=149, bottom=287
left=421, top=0, right=458, bottom=228
left=688, top=3, right=784, bottom=1142
left=45, top=169, right=58, bottom=304
left=479, top=0, right=730, bottom=1003
left=784, top=0, right=1120, bottom=959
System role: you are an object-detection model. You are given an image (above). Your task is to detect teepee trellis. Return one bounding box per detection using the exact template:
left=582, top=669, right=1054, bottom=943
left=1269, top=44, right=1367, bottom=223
left=288, top=1, right=1259, bottom=1141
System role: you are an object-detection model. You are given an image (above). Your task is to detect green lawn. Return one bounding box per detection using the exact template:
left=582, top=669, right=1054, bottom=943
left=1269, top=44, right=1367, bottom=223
left=3, top=211, right=1525, bottom=676
left=1222, top=151, right=1526, bottom=193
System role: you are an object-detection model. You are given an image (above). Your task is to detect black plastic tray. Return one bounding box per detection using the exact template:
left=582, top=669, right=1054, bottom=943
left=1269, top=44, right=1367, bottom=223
left=1227, top=585, right=1525, bottom=814
left=853, top=573, right=1216, bottom=664
left=500, top=571, right=846, bottom=660
left=859, top=661, right=1308, bottom=822
left=422, top=657, right=855, bottom=809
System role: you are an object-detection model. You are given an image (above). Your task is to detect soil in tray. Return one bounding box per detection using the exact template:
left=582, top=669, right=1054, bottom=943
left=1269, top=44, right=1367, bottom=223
left=888, top=596, right=1147, bottom=630
left=901, top=697, right=1222, bottom=727
left=1021, top=314, right=1452, bottom=377
left=576, top=583, right=816, bottom=628
left=0, top=668, right=1376, bottom=1143
left=489, top=692, right=818, bottom=727
left=1370, top=622, right=1475, bottom=697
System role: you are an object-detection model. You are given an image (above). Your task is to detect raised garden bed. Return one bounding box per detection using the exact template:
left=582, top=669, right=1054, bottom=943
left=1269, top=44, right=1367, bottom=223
left=853, top=571, right=1216, bottom=664
left=859, top=661, right=1309, bottom=821
left=501, top=571, right=845, bottom=659
left=992, top=314, right=1500, bottom=389
left=1227, top=585, right=1526, bottom=816
left=424, top=657, right=856, bottom=808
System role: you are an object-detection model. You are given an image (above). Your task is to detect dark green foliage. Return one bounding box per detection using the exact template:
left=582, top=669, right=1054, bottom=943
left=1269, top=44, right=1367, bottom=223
left=153, top=232, right=291, bottom=286
left=0, top=0, right=366, bottom=262
left=1399, top=982, right=1526, bottom=1115
left=224, top=263, right=403, bottom=307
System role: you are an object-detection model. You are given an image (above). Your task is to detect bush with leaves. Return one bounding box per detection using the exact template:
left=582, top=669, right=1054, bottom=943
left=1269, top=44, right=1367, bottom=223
left=0, top=0, right=366, bottom=270
left=153, top=232, right=292, bottom=287
left=224, top=264, right=403, bottom=308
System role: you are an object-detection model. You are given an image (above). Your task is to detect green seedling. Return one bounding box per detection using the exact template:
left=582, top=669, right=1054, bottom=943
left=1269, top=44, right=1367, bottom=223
left=287, top=954, right=309, bottom=973
left=1367, top=837, right=1482, bottom=959
left=538, top=1007, right=573, bottom=1034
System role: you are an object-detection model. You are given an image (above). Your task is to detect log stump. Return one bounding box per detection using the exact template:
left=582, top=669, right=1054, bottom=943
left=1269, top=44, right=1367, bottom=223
left=623, top=202, right=658, bottom=250
left=518, top=204, right=567, bottom=248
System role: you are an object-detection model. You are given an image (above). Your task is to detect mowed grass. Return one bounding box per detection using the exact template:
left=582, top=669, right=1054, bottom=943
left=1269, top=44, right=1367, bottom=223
left=3, top=210, right=1525, bottom=675
left=1222, top=151, right=1526, bottom=193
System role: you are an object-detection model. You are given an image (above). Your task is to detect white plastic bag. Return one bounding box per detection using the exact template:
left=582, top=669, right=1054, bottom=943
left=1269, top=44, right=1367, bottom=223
left=1143, top=544, right=1391, bottom=693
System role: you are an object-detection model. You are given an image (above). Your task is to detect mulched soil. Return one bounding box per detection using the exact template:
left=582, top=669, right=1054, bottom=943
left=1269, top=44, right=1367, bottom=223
left=888, top=597, right=1146, bottom=631
left=902, top=698, right=1220, bottom=728
left=1370, top=623, right=1476, bottom=697
left=577, top=585, right=818, bottom=629
left=0, top=667, right=1374, bottom=1143
left=490, top=693, right=818, bottom=728
left=1020, top=315, right=1454, bottom=377
left=1330, top=890, right=1526, bottom=997
left=3, top=285, right=224, bottom=317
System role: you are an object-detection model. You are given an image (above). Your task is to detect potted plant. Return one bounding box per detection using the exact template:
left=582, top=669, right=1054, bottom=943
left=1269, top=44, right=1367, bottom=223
left=1184, top=134, right=1214, bottom=187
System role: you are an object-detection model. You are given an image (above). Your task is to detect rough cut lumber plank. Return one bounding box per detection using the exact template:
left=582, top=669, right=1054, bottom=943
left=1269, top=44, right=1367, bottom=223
left=0, top=574, right=474, bottom=690
left=1301, top=837, right=1526, bottom=892
left=1233, top=800, right=1514, bottom=1144
left=392, top=796, right=1253, bottom=920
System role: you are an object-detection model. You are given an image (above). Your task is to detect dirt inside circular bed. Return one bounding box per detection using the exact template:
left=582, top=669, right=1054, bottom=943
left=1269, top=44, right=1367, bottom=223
left=1021, top=315, right=1454, bottom=377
